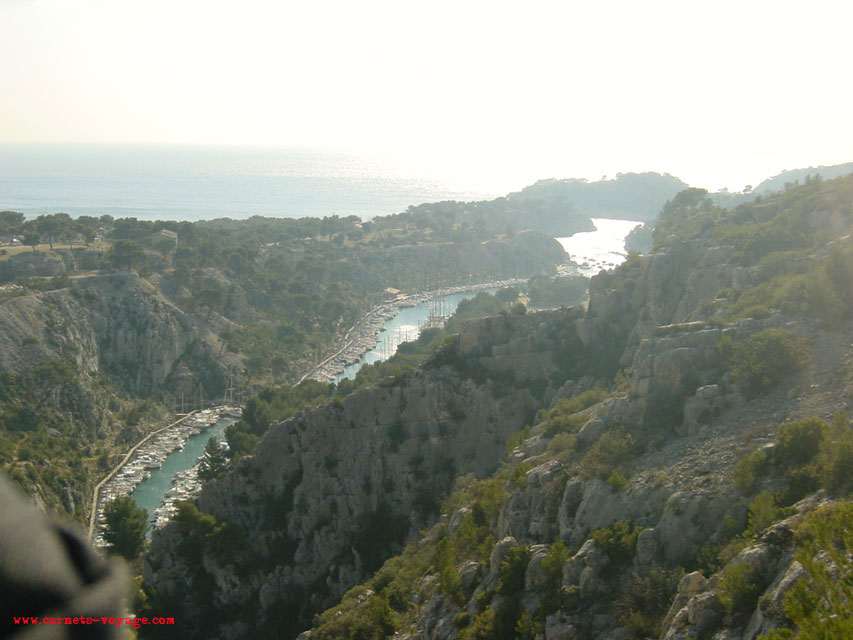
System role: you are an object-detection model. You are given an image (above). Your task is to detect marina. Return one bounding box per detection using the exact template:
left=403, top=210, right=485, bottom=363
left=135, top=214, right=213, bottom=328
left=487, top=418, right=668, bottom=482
left=308, top=280, right=522, bottom=384
left=91, top=221, right=640, bottom=545
left=92, top=406, right=240, bottom=545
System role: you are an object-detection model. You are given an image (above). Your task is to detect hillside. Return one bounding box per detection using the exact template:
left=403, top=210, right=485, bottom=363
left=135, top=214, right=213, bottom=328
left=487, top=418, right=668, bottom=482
left=509, top=173, right=689, bottom=224
left=0, top=209, right=567, bottom=524
left=141, top=174, right=853, bottom=639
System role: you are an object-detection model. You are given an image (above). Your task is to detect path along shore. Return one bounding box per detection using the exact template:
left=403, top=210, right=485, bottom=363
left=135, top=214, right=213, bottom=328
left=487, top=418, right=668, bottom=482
left=89, top=280, right=524, bottom=541
left=300, top=279, right=526, bottom=385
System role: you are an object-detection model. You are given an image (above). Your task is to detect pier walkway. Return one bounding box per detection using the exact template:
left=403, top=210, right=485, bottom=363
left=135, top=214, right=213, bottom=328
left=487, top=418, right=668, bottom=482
left=86, top=411, right=198, bottom=542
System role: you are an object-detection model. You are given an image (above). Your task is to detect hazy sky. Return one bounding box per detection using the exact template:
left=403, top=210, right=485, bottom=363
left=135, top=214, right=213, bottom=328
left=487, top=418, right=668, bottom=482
left=1, top=0, right=851, bottom=192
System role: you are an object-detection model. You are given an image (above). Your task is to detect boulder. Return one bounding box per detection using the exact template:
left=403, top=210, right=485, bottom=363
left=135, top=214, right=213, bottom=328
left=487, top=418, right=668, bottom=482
left=447, top=507, right=471, bottom=536
left=525, top=544, right=552, bottom=590
left=489, top=537, right=518, bottom=575
left=557, top=480, right=584, bottom=538
left=687, top=592, right=723, bottom=634
left=460, top=561, right=480, bottom=592
left=579, top=566, right=607, bottom=599
left=577, top=418, right=608, bottom=447
left=634, top=528, right=658, bottom=566
left=678, top=571, right=708, bottom=596
left=545, top=614, right=576, bottom=640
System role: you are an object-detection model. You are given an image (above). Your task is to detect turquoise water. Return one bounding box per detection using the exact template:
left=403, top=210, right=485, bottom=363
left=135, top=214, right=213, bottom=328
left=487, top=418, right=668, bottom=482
left=0, top=144, right=492, bottom=221
left=336, top=290, right=497, bottom=382
left=130, top=418, right=233, bottom=532
left=125, top=220, right=638, bottom=527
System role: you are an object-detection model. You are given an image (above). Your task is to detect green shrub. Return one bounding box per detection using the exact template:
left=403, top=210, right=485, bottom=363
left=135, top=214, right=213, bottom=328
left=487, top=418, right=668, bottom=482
left=781, top=464, right=821, bottom=504
left=541, top=540, right=569, bottom=582
left=737, top=414, right=853, bottom=501
left=617, top=568, right=684, bottom=639
left=623, top=610, right=658, bottom=639
left=311, top=593, right=398, bottom=640
left=580, top=431, right=635, bottom=480
left=434, top=538, right=463, bottom=603
left=717, top=562, right=760, bottom=614
left=459, top=607, right=495, bottom=640
left=592, top=520, right=642, bottom=566
left=606, top=469, right=629, bottom=492
left=505, top=425, right=531, bottom=453
left=498, top=546, right=531, bottom=596
left=515, top=610, right=540, bottom=640
left=468, top=477, right=507, bottom=528
left=511, top=462, right=533, bottom=488
left=720, top=329, right=809, bottom=399
left=761, top=502, right=853, bottom=639
left=452, top=611, right=471, bottom=629
left=547, top=432, right=577, bottom=459
left=818, top=412, right=853, bottom=496
left=775, top=417, right=829, bottom=467
left=562, top=387, right=609, bottom=414
left=743, top=491, right=782, bottom=539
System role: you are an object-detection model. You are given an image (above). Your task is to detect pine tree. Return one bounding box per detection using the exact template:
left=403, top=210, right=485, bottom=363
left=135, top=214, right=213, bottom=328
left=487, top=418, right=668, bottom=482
left=103, top=495, right=148, bottom=560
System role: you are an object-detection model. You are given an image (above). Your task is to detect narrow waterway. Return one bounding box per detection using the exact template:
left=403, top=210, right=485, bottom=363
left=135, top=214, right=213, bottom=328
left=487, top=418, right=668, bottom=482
left=127, top=217, right=640, bottom=531
left=335, top=289, right=497, bottom=383
left=131, top=418, right=234, bottom=533
left=556, top=217, right=642, bottom=277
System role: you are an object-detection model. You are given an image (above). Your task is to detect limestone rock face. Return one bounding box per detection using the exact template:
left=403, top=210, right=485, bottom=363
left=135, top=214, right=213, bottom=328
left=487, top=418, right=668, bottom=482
left=490, top=537, right=519, bottom=576
left=497, top=460, right=563, bottom=541
left=678, top=571, right=708, bottom=597
left=687, top=592, right=724, bottom=633
left=524, top=544, right=552, bottom=591
left=148, top=205, right=842, bottom=640
left=146, top=354, right=543, bottom=638
left=579, top=565, right=607, bottom=599
left=655, top=490, right=744, bottom=564
left=561, top=479, right=670, bottom=548
left=545, top=614, right=577, bottom=640
left=0, top=272, right=198, bottom=394
left=634, top=527, right=658, bottom=566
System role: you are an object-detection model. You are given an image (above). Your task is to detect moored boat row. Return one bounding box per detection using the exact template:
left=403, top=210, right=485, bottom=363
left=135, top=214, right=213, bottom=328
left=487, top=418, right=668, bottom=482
left=93, top=406, right=241, bottom=547
left=309, top=280, right=524, bottom=383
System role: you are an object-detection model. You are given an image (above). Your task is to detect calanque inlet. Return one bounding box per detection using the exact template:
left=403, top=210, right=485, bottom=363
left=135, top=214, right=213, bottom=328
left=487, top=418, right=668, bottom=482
left=2, top=169, right=853, bottom=640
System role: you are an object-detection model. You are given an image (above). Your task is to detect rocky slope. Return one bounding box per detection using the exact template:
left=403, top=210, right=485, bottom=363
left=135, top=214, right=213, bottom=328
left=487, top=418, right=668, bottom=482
left=140, top=196, right=835, bottom=638
left=142, top=175, right=853, bottom=640
left=0, top=217, right=569, bottom=525
left=0, top=269, right=232, bottom=516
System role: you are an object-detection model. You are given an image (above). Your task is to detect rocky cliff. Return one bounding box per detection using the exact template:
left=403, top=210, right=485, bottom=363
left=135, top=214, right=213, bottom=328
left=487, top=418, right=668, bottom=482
left=0, top=270, right=229, bottom=517
left=144, top=311, right=567, bottom=639
left=142, top=229, right=777, bottom=637
left=142, top=175, right=853, bottom=640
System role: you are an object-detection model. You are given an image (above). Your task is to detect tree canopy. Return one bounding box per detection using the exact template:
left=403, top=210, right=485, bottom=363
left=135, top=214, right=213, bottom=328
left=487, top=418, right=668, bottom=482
left=103, top=495, right=148, bottom=560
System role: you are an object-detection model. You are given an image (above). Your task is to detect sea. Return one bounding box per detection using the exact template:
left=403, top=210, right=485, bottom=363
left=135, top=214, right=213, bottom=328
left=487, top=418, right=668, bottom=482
left=556, top=218, right=642, bottom=277
left=0, top=143, right=495, bottom=221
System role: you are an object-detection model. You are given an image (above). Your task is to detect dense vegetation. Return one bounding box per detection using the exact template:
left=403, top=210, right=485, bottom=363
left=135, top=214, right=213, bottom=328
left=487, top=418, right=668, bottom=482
left=0, top=199, right=568, bottom=520
left=0, top=357, right=125, bottom=515
left=655, top=175, right=853, bottom=329
left=223, top=288, right=530, bottom=457
left=300, top=175, right=853, bottom=640
left=525, top=275, right=588, bottom=309
left=103, top=495, right=149, bottom=561
left=509, top=172, right=687, bottom=223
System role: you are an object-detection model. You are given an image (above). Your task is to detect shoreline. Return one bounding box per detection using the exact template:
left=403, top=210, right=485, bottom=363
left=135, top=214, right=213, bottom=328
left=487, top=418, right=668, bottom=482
left=88, top=406, right=240, bottom=544
left=301, top=278, right=527, bottom=385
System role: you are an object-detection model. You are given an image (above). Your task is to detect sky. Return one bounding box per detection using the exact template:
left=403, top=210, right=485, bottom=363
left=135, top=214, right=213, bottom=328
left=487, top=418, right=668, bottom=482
left=1, top=0, right=852, bottom=193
